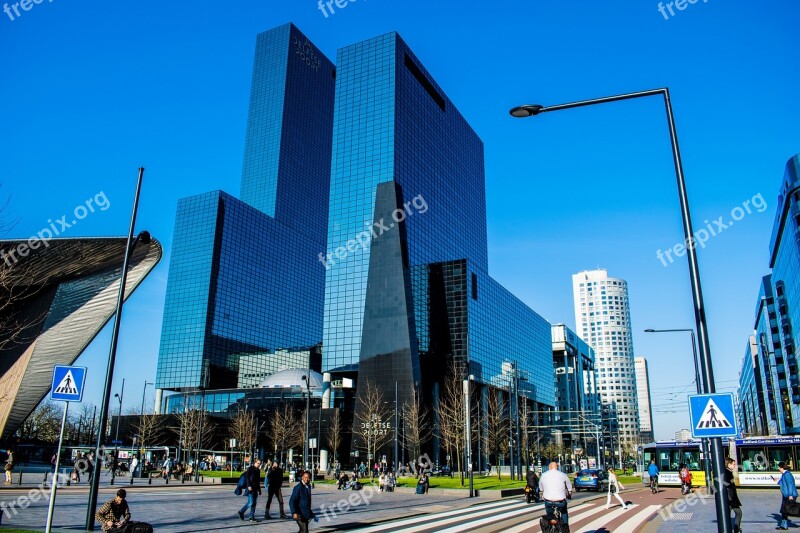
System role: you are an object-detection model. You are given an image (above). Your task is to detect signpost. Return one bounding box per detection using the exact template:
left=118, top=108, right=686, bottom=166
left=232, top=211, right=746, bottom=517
left=46, top=365, right=87, bottom=533
left=688, top=393, right=738, bottom=438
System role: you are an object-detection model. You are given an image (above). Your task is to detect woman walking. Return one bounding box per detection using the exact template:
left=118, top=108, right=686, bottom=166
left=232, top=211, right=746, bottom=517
left=4, top=449, right=13, bottom=484
left=605, top=467, right=629, bottom=510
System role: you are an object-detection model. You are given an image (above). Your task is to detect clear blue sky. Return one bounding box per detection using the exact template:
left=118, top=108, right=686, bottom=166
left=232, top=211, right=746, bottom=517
left=2, top=1, right=798, bottom=440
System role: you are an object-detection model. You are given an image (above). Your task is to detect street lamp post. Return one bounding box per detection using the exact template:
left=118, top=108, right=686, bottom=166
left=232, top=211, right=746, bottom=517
left=85, top=167, right=151, bottom=530
left=138, top=381, right=153, bottom=477
left=645, top=328, right=713, bottom=488
left=510, top=88, right=731, bottom=533
left=112, top=379, right=125, bottom=484
left=302, top=374, right=311, bottom=472
left=464, top=375, right=474, bottom=497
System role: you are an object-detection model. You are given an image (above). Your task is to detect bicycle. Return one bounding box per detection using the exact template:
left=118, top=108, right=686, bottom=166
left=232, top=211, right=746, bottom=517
left=540, top=504, right=569, bottom=533
left=650, top=475, right=659, bottom=494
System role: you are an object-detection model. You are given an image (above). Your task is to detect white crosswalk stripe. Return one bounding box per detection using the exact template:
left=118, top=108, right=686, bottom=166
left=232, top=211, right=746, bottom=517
left=577, top=504, right=636, bottom=532
left=502, top=503, right=594, bottom=533
left=352, top=497, right=661, bottom=532
left=612, top=505, right=662, bottom=533
left=352, top=498, right=530, bottom=532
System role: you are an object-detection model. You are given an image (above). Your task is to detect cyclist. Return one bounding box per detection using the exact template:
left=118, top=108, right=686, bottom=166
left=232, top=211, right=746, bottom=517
left=648, top=459, right=659, bottom=493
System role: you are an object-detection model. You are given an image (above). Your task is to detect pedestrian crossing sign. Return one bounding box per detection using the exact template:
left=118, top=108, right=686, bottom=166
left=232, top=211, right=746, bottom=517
left=688, top=393, right=737, bottom=438
left=50, top=365, right=87, bottom=402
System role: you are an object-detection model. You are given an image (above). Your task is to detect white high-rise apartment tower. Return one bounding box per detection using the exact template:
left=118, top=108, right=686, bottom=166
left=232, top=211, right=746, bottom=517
left=635, top=356, right=655, bottom=442
left=572, top=269, right=640, bottom=450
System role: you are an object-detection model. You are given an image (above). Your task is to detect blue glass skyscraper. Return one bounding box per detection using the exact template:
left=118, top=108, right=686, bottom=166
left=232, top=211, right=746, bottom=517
left=156, top=24, right=335, bottom=395
left=322, top=32, right=555, bottom=460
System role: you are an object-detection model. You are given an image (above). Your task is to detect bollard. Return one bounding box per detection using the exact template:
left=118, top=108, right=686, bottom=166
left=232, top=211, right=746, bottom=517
left=18, top=470, right=22, bottom=485
left=65, top=469, right=70, bottom=487
left=148, top=474, right=152, bottom=485
left=43, top=471, right=48, bottom=483
left=165, top=474, right=169, bottom=484
left=130, top=474, right=134, bottom=485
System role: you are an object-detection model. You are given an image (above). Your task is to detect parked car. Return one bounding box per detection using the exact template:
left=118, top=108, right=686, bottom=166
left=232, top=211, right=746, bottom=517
left=573, top=469, right=609, bottom=492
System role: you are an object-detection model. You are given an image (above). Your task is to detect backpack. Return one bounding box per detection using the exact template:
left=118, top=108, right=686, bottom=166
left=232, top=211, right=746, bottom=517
left=234, top=472, right=247, bottom=495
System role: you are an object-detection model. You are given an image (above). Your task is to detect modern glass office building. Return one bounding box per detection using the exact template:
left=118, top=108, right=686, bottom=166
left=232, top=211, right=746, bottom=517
left=155, top=23, right=335, bottom=398
left=321, top=32, right=556, bottom=465
left=737, top=154, right=800, bottom=437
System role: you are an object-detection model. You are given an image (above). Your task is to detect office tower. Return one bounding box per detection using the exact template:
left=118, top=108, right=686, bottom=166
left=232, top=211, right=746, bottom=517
left=155, top=24, right=335, bottom=396
left=552, top=324, right=601, bottom=457
left=766, top=154, right=800, bottom=430
left=572, top=269, right=640, bottom=452
left=634, top=356, right=654, bottom=442
left=322, top=32, right=555, bottom=466
left=737, top=154, right=800, bottom=436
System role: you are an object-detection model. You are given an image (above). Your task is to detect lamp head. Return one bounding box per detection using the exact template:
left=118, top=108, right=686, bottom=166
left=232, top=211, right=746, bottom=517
left=509, top=104, right=545, bottom=118
left=138, top=231, right=152, bottom=245
left=644, top=329, right=655, bottom=333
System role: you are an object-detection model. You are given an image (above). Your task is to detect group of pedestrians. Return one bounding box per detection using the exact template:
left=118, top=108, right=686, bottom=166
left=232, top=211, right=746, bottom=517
left=236, top=460, right=316, bottom=532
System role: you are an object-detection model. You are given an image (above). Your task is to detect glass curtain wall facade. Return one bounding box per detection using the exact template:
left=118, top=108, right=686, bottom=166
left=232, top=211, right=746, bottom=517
left=156, top=24, right=335, bottom=396
left=322, top=32, right=555, bottom=465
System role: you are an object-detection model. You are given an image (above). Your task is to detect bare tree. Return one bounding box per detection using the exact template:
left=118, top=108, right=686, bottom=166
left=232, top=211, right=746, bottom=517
left=353, top=380, right=392, bottom=468
left=16, top=400, right=62, bottom=442
left=132, top=414, right=167, bottom=451
left=229, top=409, right=257, bottom=465
left=435, top=364, right=467, bottom=484
left=486, top=387, right=508, bottom=479
left=0, top=186, right=48, bottom=406
left=402, top=386, right=430, bottom=466
left=270, top=404, right=303, bottom=465
left=325, top=408, right=343, bottom=468
left=172, top=409, right=215, bottom=463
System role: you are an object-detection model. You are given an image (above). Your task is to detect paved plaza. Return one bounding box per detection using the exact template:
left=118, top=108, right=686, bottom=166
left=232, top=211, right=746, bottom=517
left=0, top=473, right=795, bottom=532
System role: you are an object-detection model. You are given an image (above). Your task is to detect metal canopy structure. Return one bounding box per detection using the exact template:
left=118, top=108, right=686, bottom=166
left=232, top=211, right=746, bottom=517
left=0, top=237, right=162, bottom=440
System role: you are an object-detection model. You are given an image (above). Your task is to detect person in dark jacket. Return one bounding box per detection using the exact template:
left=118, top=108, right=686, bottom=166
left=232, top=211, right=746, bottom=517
left=525, top=468, right=540, bottom=503
left=289, top=470, right=317, bottom=532
left=723, top=458, right=742, bottom=533
left=776, top=461, right=798, bottom=530
left=237, top=459, right=262, bottom=523
left=265, top=462, right=288, bottom=519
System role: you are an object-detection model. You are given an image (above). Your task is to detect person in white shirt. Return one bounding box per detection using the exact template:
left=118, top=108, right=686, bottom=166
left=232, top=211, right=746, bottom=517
left=605, top=467, right=629, bottom=510
left=538, top=462, right=573, bottom=525
left=130, top=456, right=139, bottom=478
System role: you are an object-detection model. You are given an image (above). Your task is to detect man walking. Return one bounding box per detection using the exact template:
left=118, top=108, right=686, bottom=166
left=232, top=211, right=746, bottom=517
left=290, top=470, right=317, bottom=532
left=265, top=462, right=288, bottom=519
left=538, top=462, right=573, bottom=526
left=237, top=459, right=262, bottom=523
left=724, top=458, right=742, bottom=533
left=776, top=461, right=797, bottom=530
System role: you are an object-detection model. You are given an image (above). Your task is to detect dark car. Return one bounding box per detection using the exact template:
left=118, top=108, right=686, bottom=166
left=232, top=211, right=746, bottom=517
left=573, top=469, right=609, bottom=492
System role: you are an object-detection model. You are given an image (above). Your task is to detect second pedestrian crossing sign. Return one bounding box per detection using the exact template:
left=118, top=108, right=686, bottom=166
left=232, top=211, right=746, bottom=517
left=50, top=365, right=87, bottom=402
left=688, top=393, right=737, bottom=438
